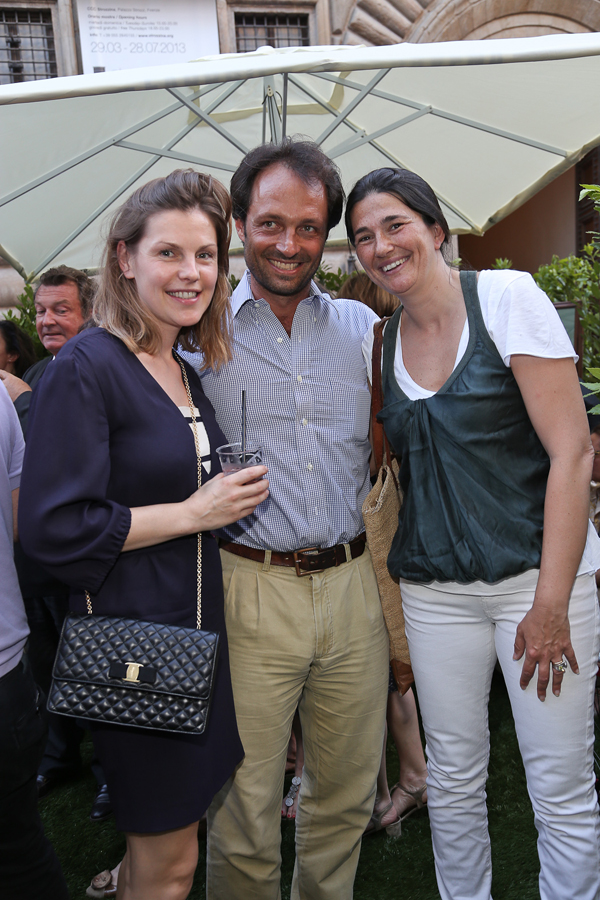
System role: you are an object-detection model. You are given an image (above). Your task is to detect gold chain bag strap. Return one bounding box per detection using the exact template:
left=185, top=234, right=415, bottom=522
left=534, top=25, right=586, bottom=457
left=362, top=318, right=414, bottom=694
left=47, top=354, right=220, bottom=734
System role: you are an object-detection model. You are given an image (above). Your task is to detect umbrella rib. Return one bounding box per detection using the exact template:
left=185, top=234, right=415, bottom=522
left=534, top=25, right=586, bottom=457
left=0, top=87, right=212, bottom=209
left=115, top=141, right=237, bottom=172
left=328, top=108, right=432, bottom=159
left=365, top=139, right=477, bottom=229
left=435, top=198, right=477, bottom=231
left=205, top=79, right=247, bottom=114
left=430, top=108, right=567, bottom=157
left=30, top=157, right=160, bottom=279
left=310, top=73, right=567, bottom=157
left=282, top=73, right=288, bottom=139
left=29, top=115, right=214, bottom=276
left=286, top=75, right=363, bottom=137
left=167, top=87, right=249, bottom=154
left=0, top=242, right=28, bottom=281
left=315, top=69, right=390, bottom=146
left=287, top=76, right=450, bottom=209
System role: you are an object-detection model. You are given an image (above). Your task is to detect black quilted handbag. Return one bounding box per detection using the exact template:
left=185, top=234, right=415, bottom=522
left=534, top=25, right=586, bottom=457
left=47, top=357, right=219, bottom=735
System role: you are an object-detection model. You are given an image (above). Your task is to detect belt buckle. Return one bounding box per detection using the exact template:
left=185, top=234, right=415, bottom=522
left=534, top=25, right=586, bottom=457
left=293, top=547, right=324, bottom=577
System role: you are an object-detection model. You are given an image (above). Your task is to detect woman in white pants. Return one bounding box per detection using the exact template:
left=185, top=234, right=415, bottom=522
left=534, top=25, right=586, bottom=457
left=346, top=166, right=600, bottom=900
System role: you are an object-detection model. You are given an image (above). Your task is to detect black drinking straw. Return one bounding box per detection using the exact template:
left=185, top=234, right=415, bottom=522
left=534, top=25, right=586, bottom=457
left=241, top=390, right=247, bottom=461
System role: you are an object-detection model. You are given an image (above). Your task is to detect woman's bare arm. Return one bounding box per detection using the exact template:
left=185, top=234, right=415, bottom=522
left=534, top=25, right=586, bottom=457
left=510, top=355, right=593, bottom=700
left=122, top=466, right=269, bottom=551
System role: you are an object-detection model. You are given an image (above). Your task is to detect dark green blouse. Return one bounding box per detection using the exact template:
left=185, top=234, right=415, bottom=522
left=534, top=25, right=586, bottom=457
left=378, top=270, right=549, bottom=585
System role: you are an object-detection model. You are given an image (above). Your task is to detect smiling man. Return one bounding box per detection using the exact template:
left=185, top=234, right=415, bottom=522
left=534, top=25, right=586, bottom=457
left=198, top=139, right=389, bottom=900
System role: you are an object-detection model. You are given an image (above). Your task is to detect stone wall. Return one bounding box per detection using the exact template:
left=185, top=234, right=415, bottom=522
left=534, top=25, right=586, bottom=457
left=340, top=0, right=600, bottom=45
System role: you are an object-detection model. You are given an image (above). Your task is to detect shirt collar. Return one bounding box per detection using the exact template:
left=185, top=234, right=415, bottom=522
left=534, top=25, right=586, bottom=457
left=230, top=270, right=335, bottom=317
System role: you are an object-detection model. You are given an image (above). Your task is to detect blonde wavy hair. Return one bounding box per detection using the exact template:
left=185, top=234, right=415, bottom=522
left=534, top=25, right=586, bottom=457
left=94, top=169, right=232, bottom=370
left=336, top=272, right=399, bottom=318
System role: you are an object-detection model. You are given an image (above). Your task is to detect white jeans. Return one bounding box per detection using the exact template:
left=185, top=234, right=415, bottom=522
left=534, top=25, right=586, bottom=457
left=401, top=569, right=600, bottom=900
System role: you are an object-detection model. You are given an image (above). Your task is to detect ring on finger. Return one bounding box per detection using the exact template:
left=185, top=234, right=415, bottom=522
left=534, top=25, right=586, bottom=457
left=551, top=658, right=568, bottom=674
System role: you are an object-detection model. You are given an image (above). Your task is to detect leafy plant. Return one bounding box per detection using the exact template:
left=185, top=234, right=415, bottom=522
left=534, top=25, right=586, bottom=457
left=492, top=257, right=513, bottom=269
left=228, top=273, right=240, bottom=292
left=581, top=369, right=600, bottom=415
left=533, top=245, right=600, bottom=371
left=580, top=183, right=600, bottom=212
left=314, top=263, right=351, bottom=294
left=2, top=284, right=49, bottom=361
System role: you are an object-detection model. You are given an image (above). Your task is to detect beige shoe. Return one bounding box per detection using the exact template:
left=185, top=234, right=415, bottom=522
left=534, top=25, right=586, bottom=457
left=364, top=799, right=402, bottom=838
left=86, top=866, right=118, bottom=898
left=390, top=782, right=428, bottom=822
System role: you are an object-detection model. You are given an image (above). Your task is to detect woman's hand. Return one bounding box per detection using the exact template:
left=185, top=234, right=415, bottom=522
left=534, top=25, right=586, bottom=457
left=123, top=466, right=269, bottom=552
left=0, top=369, right=32, bottom=401
left=184, top=465, right=269, bottom=532
left=514, top=603, right=578, bottom=701
left=510, top=354, right=591, bottom=702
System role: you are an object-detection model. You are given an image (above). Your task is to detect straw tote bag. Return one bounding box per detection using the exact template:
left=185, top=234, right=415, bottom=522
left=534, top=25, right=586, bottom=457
left=47, top=357, right=220, bottom=735
left=362, top=318, right=413, bottom=694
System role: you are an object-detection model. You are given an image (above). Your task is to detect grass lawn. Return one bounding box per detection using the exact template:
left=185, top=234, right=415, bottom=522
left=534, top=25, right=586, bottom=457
left=41, top=670, right=543, bottom=899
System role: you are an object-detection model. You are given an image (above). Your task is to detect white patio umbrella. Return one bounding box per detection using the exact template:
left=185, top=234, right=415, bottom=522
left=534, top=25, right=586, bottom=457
left=1, top=33, right=600, bottom=281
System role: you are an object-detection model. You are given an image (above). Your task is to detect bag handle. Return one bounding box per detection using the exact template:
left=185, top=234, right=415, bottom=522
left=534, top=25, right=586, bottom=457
left=85, top=354, right=204, bottom=630
left=370, top=317, right=394, bottom=473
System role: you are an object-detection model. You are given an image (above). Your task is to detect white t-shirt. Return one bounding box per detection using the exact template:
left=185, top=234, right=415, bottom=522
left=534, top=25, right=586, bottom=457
left=361, top=269, right=600, bottom=579
left=362, top=269, right=577, bottom=397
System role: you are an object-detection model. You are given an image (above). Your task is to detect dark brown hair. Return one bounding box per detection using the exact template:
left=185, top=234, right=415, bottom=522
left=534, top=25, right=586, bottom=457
left=35, top=265, right=95, bottom=318
left=230, top=137, right=344, bottom=233
left=345, top=168, right=451, bottom=260
left=93, top=169, right=232, bottom=369
left=0, top=320, right=38, bottom=377
left=337, top=272, right=400, bottom=318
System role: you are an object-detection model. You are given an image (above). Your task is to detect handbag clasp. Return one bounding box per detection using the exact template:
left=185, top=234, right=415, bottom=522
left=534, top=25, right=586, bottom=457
left=124, top=662, right=141, bottom=683
left=108, top=660, right=157, bottom=685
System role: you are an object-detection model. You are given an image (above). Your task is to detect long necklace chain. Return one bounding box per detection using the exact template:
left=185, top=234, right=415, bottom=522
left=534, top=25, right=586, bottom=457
left=176, top=354, right=203, bottom=631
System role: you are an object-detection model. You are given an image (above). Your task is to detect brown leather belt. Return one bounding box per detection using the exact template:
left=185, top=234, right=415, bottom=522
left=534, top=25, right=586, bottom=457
left=219, top=533, right=367, bottom=577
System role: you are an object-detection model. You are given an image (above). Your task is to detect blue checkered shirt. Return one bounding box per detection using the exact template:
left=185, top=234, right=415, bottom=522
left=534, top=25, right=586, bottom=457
left=187, top=271, right=377, bottom=551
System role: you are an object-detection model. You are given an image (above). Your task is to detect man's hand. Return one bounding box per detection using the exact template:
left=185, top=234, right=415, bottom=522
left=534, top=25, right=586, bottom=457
left=0, top=370, right=32, bottom=401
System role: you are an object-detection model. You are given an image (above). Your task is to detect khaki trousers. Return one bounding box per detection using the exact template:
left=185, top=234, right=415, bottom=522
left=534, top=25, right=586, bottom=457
left=207, top=546, right=389, bottom=900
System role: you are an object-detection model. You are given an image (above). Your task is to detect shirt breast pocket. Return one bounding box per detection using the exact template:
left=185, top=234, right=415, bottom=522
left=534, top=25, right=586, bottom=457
left=313, top=380, right=371, bottom=443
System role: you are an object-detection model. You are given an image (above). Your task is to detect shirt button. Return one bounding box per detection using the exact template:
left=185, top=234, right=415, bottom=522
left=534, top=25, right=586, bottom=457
left=297, top=375, right=302, bottom=383
left=277, top=337, right=283, bottom=343
left=254, top=302, right=260, bottom=308
left=307, top=463, right=313, bottom=471
left=298, top=337, right=301, bottom=342
left=302, top=418, right=308, bottom=426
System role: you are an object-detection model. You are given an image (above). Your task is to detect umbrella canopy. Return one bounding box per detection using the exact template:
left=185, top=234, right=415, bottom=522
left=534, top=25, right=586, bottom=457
left=1, top=33, right=600, bottom=281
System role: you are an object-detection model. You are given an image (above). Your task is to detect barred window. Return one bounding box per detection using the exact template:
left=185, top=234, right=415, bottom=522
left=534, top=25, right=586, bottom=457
left=0, top=8, right=57, bottom=84
left=235, top=12, right=310, bottom=53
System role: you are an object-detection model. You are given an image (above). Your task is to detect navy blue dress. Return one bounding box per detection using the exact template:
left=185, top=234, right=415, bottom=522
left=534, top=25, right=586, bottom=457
left=19, top=328, right=243, bottom=833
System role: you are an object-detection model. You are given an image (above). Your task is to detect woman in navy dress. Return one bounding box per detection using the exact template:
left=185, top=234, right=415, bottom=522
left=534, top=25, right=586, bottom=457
left=19, top=170, right=269, bottom=900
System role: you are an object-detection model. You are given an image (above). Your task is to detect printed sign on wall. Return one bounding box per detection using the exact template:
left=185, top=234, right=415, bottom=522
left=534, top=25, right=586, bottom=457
left=76, top=0, right=219, bottom=73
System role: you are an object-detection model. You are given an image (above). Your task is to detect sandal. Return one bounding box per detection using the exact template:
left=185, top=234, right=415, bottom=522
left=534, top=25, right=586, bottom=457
left=364, top=800, right=402, bottom=838
left=282, top=775, right=301, bottom=819
left=86, top=867, right=118, bottom=898
left=390, top=782, right=428, bottom=823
